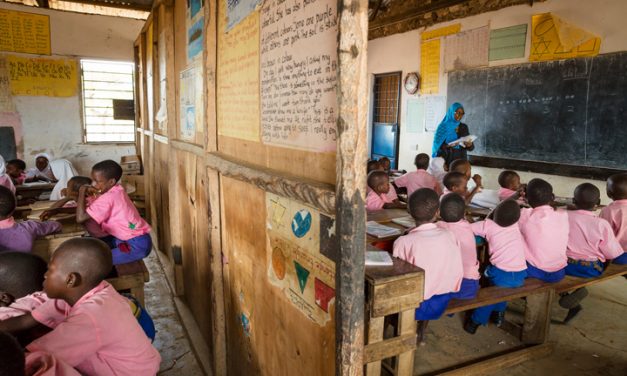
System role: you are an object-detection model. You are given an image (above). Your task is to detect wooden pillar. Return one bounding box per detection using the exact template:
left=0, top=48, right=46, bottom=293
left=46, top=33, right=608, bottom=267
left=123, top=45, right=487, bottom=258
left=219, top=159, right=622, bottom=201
left=335, top=0, right=369, bottom=374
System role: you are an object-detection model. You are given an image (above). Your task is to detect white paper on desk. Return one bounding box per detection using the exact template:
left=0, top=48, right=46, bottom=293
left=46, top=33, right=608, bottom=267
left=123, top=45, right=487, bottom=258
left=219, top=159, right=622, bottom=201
left=365, top=251, right=394, bottom=266
left=391, top=216, right=416, bottom=228
left=366, top=221, right=402, bottom=238
left=470, top=189, right=499, bottom=209
left=447, top=135, right=478, bottom=147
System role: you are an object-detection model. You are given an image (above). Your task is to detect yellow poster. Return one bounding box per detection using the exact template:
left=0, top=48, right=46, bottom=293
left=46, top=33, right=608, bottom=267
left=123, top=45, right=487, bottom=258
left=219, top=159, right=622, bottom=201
left=0, top=9, right=51, bottom=55
left=421, top=23, right=461, bottom=41
left=420, top=39, right=440, bottom=94
left=7, top=56, right=78, bottom=97
left=216, top=0, right=260, bottom=141
left=530, top=13, right=601, bottom=62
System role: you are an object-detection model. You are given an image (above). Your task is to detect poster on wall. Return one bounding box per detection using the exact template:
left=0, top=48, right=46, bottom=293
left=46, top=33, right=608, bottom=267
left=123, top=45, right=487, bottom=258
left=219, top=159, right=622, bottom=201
left=227, top=0, right=261, bottom=31
left=443, top=26, right=489, bottom=72
left=6, top=56, right=77, bottom=97
left=530, top=13, right=601, bottom=62
left=266, top=193, right=336, bottom=326
left=179, top=65, right=203, bottom=140
left=187, top=0, right=204, bottom=63
left=260, top=0, right=338, bottom=152
left=0, top=9, right=51, bottom=55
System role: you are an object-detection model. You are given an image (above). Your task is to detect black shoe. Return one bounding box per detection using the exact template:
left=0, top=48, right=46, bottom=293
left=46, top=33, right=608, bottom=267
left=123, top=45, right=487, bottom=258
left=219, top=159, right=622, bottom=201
left=563, top=305, right=582, bottom=324
left=491, top=311, right=505, bottom=327
left=464, top=318, right=479, bottom=334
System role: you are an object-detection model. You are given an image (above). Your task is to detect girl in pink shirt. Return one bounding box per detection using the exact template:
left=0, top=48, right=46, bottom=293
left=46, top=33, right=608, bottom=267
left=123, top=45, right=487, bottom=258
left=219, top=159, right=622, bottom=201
left=600, top=173, right=627, bottom=265
left=497, top=170, right=526, bottom=204
left=394, top=153, right=442, bottom=197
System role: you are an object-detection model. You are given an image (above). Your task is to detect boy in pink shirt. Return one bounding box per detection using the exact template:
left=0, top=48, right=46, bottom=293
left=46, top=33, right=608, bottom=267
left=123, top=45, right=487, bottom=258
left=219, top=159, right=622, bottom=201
left=6, top=159, right=27, bottom=186
left=75, top=160, right=152, bottom=265
left=497, top=170, right=526, bottom=203
left=393, top=188, right=463, bottom=339
left=599, top=173, right=627, bottom=264
left=366, top=171, right=405, bottom=211
left=394, top=153, right=442, bottom=197
left=437, top=193, right=480, bottom=299
left=0, top=238, right=161, bottom=375
left=519, top=179, right=569, bottom=283
left=465, top=200, right=528, bottom=334
left=0, top=155, right=16, bottom=194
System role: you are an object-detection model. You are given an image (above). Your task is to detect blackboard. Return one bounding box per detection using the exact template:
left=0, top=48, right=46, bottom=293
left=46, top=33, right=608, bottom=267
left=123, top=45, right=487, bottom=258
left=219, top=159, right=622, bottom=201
left=447, top=51, right=627, bottom=169
left=0, top=127, right=16, bottom=160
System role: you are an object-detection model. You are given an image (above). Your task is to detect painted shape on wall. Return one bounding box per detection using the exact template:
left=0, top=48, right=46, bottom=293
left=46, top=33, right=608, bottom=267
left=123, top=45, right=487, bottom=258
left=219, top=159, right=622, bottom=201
left=291, top=209, right=312, bottom=238
left=530, top=13, right=601, bottom=62
left=314, top=278, right=335, bottom=313
left=6, top=56, right=77, bottom=97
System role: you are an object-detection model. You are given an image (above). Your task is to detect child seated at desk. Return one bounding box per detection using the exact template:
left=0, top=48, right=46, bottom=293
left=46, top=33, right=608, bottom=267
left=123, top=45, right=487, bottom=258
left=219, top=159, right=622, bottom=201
left=519, top=179, right=569, bottom=283
left=0, top=238, right=161, bottom=375
left=0, top=186, right=62, bottom=253
left=599, top=173, right=627, bottom=265
left=76, top=160, right=152, bottom=265
left=497, top=170, right=526, bottom=202
left=25, top=154, right=56, bottom=183
left=442, top=171, right=481, bottom=205
left=465, top=200, right=527, bottom=334
left=366, top=171, right=405, bottom=211
left=558, top=183, right=624, bottom=324
left=393, top=189, right=463, bottom=340
left=0, top=155, right=16, bottom=194
left=450, top=159, right=482, bottom=191
left=437, top=193, right=480, bottom=299
left=393, top=153, right=442, bottom=197
left=6, top=159, right=26, bottom=187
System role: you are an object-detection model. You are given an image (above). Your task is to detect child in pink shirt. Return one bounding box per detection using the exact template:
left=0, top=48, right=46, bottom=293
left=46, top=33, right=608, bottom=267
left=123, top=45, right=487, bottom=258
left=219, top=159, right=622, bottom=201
left=0, top=238, right=161, bottom=375
left=6, top=159, right=27, bottom=186
left=465, top=200, right=527, bottom=334
left=393, top=188, right=463, bottom=341
left=0, top=155, right=16, bottom=194
left=366, top=171, right=405, bottom=211
left=497, top=170, right=526, bottom=203
left=599, top=173, right=627, bottom=264
left=394, top=153, right=442, bottom=197
left=75, top=160, right=152, bottom=265
left=437, top=193, right=480, bottom=299
left=519, top=179, right=569, bottom=283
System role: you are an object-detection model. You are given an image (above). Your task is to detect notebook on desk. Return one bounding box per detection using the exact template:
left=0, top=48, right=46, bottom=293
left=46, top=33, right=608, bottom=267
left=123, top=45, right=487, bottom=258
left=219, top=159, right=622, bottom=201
left=366, top=221, right=402, bottom=238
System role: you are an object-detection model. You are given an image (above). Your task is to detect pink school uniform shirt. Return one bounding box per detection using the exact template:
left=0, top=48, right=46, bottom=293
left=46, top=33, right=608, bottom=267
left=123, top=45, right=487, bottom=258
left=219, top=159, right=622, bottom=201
left=518, top=206, right=569, bottom=272
left=471, top=219, right=527, bottom=272
left=0, top=175, right=15, bottom=193
left=393, top=223, right=463, bottom=300
left=498, top=187, right=516, bottom=201
left=437, top=220, right=480, bottom=280
left=567, top=210, right=624, bottom=262
left=26, top=351, right=81, bottom=376
left=366, top=189, right=393, bottom=211
left=600, top=199, right=627, bottom=251
left=0, top=217, right=62, bottom=252
left=86, top=185, right=150, bottom=241
left=394, top=170, right=442, bottom=197
left=0, top=291, right=48, bottom=320
left=28, top=281, right=161, bottom=376
left=63, top=199, right=108, bottom=238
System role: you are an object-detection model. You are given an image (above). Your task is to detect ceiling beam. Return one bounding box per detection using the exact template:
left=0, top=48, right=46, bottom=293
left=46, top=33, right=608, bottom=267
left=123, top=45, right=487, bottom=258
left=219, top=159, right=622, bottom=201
left=369, top=0, right=468, bottom=31
left=58, top=0, right=153, bottom=12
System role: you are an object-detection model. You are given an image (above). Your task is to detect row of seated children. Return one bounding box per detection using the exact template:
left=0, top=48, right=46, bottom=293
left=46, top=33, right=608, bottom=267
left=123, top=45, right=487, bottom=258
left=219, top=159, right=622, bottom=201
left=392, top=174, right=627, bottom=341
left=0, top=239, right=160, bottom=375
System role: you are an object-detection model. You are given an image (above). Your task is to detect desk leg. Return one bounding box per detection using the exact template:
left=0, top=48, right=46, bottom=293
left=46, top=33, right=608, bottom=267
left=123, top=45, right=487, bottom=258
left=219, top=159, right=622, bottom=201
left=522, top=290, right=554, bottom=345
left=365, top=316, right=384, bottom=376
left=394, top=310, right=417, bottom=376
left=131, top=283, right=146, bottom=307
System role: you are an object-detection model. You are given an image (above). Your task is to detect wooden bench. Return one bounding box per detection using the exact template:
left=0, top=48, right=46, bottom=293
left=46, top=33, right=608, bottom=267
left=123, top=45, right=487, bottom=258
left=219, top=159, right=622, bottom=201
left=554, top=263, right=627, bottom=294
left=107, top=260, right=150, bottom=306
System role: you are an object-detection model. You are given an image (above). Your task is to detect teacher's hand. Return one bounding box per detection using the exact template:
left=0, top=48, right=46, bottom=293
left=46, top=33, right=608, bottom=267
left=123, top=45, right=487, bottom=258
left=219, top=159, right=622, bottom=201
left=463, top=141, right=474, bottom=148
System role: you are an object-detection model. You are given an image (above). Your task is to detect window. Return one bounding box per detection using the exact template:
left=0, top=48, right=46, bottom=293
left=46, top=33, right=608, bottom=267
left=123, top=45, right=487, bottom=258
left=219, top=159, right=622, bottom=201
left=81, top=60, right=136, bottom=143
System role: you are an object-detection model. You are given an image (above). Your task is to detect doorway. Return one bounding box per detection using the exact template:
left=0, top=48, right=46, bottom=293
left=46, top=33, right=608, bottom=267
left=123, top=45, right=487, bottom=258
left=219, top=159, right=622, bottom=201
left=371, top=72, right=401, bottom=169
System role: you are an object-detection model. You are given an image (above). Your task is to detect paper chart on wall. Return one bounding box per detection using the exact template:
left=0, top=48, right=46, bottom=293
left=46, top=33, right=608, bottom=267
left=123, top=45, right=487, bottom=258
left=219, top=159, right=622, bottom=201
left=420, top=39, right=441, bottom=94
left=489, top=24, right=527, bottom=61
left=0, top=9, right=51, bottom=55
left=227, top=0, right=261, bottom=31
left=260, top=0, right=338, bottom=152
left=424, top=96, right=447, bottom=132
left=179, top=65, right=203, bottom=140
left=444, top=26, right=489, bottom=72
left=0, top=56, right=15, bottom=112
left=421, top=23, right=461, bottom=41
left=530, top=13, right=601, bottom=62
left=6, top=56, right=77, bottom=97
left=187, top=0, right=204, bottom=63
left=405, top=98, right=424, bottom=134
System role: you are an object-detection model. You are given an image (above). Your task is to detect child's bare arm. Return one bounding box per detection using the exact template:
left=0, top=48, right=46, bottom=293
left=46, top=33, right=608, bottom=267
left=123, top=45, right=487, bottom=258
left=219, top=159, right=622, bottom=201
left=0, top=313, right=38, bottom=333
left=76, top=185, right=95, bottom=224
left=465, top=175, right=483, bottom=205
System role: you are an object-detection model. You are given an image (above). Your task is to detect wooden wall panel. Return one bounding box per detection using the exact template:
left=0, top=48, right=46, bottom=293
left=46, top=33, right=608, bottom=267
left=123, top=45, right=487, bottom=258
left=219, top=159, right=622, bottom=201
left=153, top=140, right=171, bottom=257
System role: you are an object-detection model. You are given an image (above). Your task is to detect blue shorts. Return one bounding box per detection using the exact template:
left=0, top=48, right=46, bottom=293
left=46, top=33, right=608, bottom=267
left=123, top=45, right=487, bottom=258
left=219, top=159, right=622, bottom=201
left=415, top=293, right=452, bottom=321
left=124, top=294, right=156, bottom=342
left=470, top=266, right=526, bottom=325
left=613, top=252, right=627, bottom=265
left=100, top=233, right=152, bottom=265
left=565, top=258, right=604, bottom=278
left=451, top=278, right=480, bottom=300
left=526, top=263, right=565, bottom=283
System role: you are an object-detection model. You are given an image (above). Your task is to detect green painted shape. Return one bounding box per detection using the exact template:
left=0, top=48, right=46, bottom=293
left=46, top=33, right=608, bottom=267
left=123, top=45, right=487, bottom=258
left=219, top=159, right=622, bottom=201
left=294, top=261, right=310, bottom=293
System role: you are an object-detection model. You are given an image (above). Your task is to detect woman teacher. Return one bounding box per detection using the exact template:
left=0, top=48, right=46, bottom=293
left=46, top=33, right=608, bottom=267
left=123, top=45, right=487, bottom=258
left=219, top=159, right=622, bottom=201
left=431, top=102, right=475, bottom=165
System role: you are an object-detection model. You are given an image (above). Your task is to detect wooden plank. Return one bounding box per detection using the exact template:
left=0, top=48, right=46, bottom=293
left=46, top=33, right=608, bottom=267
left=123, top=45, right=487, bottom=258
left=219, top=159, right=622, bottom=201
left=522, top=290, right=553, bottom=345
left=395, top=310, right=417, bottom=376
left=365, top=316, right=384, bottom=376
left=366, top=209, right=409, bottom=223
left=363, top=333, right=416, bottom=364
left=554, top=263, right=627, bottom=293
left=365, top=254, right=424, bottom=286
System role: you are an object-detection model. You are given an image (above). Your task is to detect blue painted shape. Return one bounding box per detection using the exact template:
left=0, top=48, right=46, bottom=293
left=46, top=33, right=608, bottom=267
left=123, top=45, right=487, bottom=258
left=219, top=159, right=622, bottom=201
left=291, top=209, right=312, bottom=238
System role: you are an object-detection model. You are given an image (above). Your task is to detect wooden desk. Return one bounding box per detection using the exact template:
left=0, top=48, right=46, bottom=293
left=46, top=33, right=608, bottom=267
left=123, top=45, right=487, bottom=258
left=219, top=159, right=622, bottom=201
left=367, top=208, right=410, bottom=223
left=364, top=247, right=424, bottom=376
left=16, top=183, right=56, bottom=200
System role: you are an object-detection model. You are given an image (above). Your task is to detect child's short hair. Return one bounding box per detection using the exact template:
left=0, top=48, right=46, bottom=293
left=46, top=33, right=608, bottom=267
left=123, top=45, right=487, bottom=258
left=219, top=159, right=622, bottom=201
left=439, top=193, right=465, bottom=223
left=414, top=153, right=430, bottom=170
left=378, top=157, right=390, bottom=165
left=54, top=238, right=113, bottom=288
left=92, top=160, right=123, bottom=182
left=367, top=160, right=381, bottom=173
left=408, top=188, right=439, bottom=222
left=608, top=173, right=627, bottom=200
left=493, top=199, right=521, bottom=227
left=443, top=172, right=466, bottom=190
left=449, top=159, right=470, bottom=174
left=0, top=331, right=24, bottom=376
left=367, top=170, right=387, bottom=190
left=0, top=186, right=16, bottom=218
left=6, top=159, right=26, bottom=171
left=68, top=175, right=92, bottom=188
left=0, top=252, right=47, bottom=299
left=573, top=183, right=600, bottom=210
left=498, top=170, right=520, bottom=189
left=526, top=178, right=553, bottom=207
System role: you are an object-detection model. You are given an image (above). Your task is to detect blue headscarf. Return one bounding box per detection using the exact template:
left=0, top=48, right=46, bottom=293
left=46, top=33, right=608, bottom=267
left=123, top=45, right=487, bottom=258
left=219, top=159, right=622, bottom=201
left=431, top=102, right=463, bottom=157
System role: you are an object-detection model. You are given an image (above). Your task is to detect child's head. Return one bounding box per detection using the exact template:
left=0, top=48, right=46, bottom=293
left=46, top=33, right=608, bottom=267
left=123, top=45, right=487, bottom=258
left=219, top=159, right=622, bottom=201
left=367, top=171, right=390, bottom=194
left=493, top=199, right=521, bottom=227
left=5, top=159, right=25, bottom=179
left=449, top=159, right=471, bottom=179
left=44, top=238, right=113, bottom=303
left=439, top=193, right=466, bottom=223
left=63, top=176, right=92, bottom=199
left=498, top=170, right=521, bottom=190
left=0, top=331, right=24, bottom=376
left=35, top=155, right=49, bottom=172
left=408, top=188, right=439, bottom=224
left=378, top=157, right=391, bottom=171
left=367, top=160, right=382, bottom=173
left=443, top=172, right=468, bottom=195
left=526, top=178, right=554, bottom=207
left=414, top=153, right=430, bottom=171
left=0, top=186, right=16, bottom=220
left=606, top=173, right=627, bottom=201
left=0, top=252, right=47, bottom=306
left=573, top=183, right=600, bottom=210
left=91, top=160, right=123, bottom=194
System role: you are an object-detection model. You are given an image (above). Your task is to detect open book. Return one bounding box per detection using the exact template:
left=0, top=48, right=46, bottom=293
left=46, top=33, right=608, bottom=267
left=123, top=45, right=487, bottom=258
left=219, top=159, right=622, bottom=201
left=366, top=221, right=402, bottom=238
left=391, top=216, right=415, bottom=228
left=447, top=135, right=477, bottom=148
left=365, top=251, right=394, bottom=266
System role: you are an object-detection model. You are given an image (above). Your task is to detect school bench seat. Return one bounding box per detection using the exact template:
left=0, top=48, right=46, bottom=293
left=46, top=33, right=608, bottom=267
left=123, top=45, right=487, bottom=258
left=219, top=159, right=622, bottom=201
left=553, top=263, right=627, bottom=294
left=107, top=260, right=150, bottom=307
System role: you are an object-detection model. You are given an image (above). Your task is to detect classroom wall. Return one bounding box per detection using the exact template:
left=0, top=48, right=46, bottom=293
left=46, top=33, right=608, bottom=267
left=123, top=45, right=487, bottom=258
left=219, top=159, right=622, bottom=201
left=367, top=0, right=627, bottom=203
left=0, top=3, right=144, bottom=174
